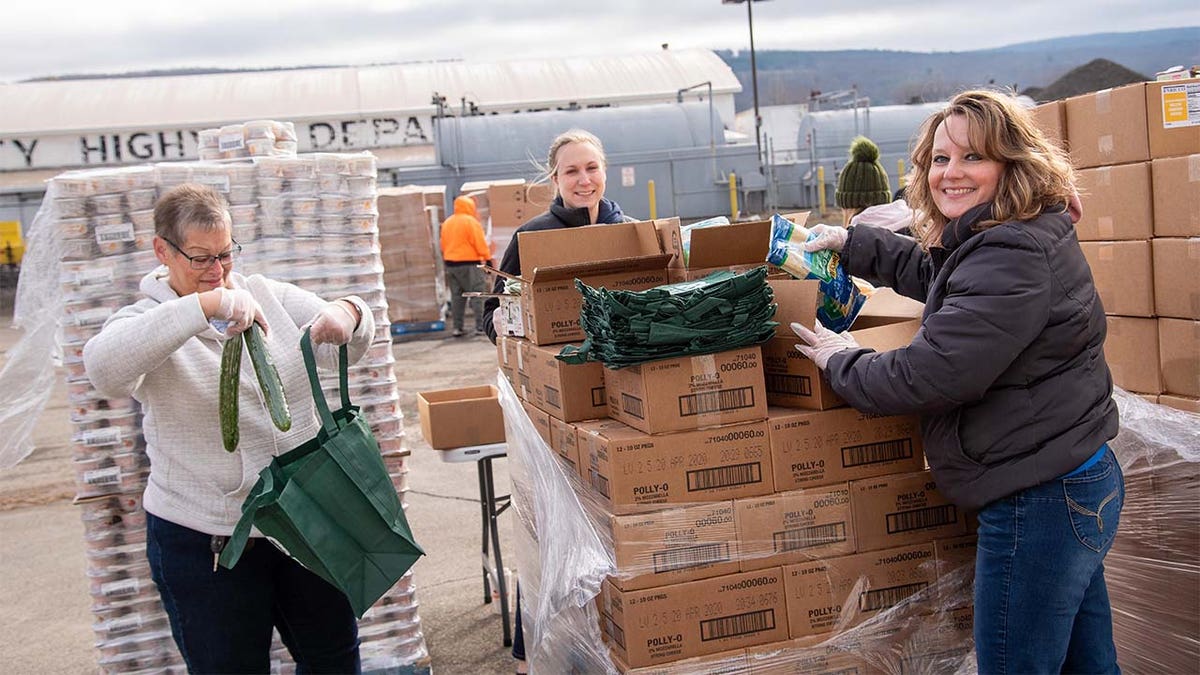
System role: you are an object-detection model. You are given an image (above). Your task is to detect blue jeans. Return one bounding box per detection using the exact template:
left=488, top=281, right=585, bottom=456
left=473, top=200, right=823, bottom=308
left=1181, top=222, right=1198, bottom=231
left=974, top=447, right=1124, bottom=674
left=146, top=512, right=361, bottom=674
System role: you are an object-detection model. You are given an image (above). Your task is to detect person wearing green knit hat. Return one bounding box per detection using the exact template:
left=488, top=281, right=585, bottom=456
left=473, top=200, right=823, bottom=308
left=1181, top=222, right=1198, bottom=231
left=835, top=136, right=892, bottom=226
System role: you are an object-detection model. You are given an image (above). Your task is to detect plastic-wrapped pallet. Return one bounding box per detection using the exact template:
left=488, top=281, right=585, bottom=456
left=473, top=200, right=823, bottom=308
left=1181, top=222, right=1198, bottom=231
left=497, top=367, right=1200, bottom=674
left=9, top=152, right=427, bottom=674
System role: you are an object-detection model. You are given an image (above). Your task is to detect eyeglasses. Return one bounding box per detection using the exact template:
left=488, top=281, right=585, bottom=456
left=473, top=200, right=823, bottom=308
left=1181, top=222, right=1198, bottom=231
left=161, top=236, right=242, bottom=270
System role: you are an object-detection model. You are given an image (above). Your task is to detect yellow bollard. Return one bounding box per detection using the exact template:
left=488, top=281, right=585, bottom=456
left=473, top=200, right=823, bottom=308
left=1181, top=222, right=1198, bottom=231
left=897, top=159, right=907, bottom=189
left=729, top=173, right=738, bottom=220
left=817, top=166, right=827, bottom=215
left=647, top=179, right=657, bottom=220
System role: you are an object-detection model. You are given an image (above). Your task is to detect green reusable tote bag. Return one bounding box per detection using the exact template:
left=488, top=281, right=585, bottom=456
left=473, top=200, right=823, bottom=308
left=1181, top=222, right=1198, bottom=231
left=218, top=328, right=424, bottom=617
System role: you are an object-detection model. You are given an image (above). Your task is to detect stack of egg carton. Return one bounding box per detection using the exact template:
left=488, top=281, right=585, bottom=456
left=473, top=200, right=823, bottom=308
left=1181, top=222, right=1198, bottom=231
left=54, top=152, right=426, bottom=674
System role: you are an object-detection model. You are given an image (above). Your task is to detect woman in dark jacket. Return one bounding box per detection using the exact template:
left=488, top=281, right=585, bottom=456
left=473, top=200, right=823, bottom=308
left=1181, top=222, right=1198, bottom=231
left=482, top=129, right=633, bottom=344
left=481, top=129, right=633, bottom=673
left=794, top=90, right=1122, bottom=674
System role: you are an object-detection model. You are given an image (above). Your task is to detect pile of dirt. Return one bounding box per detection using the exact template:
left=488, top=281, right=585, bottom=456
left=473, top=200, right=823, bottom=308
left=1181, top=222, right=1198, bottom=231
left=1024, top=58, right=1148, bottom=102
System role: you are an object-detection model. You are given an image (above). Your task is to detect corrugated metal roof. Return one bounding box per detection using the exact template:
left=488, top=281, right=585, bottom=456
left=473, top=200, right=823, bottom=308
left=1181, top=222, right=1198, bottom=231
left=1, top=49, right=740, bottom=135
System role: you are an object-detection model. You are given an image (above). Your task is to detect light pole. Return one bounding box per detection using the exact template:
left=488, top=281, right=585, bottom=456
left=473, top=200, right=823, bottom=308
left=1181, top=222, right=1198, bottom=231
left=723, top=0, right=767, bottom=173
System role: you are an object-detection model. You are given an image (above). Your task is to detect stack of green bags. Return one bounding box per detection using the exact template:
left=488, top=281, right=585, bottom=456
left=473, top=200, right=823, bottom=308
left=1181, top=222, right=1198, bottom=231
left=557, top=266, right=777, bottom=368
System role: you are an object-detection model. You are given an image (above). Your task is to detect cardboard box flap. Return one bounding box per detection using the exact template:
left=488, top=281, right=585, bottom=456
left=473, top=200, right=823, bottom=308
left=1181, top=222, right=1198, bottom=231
left=518, top=219, right=668, bottom=272
left=854, top=318, right=921, bottom=351
left=526, top=252, right=673, bottom=283
left=859, top=287, right=925, bottom=320
left=768, top=278, right=821, bottom=336
left=688, top=220, right=774, bottom=269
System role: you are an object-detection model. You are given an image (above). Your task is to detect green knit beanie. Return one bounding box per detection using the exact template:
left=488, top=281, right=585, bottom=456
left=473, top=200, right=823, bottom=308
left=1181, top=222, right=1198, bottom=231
left=836, top=136, right=891, bottom=209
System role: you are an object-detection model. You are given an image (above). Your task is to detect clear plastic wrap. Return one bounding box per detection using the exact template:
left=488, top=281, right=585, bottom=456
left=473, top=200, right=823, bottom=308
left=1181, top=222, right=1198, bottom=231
left=499, top=373, right=1200, bottom=674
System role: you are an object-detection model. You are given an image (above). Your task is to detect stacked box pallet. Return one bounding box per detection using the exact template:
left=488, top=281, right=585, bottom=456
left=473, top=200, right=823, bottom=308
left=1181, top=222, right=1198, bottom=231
left=50, top=152, right=428, bottom=674
left=498, top=220, right=978, bottom=673
left=1043, top=77, right=1200, bottom=672
left=1051, top=79, right=1200, bottom=413
left=377, top=186, right=445, bottom=324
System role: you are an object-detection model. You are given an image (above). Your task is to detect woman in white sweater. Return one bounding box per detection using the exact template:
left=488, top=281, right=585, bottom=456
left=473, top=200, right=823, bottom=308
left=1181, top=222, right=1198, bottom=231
left=83, top=183, right=375, bottom=674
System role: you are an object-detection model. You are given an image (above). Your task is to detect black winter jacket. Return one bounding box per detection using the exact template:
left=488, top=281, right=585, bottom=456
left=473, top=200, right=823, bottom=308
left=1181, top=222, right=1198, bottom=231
left=483, top=196, right=629, bottom=343
left=826, top=202, right=1118, bottom=510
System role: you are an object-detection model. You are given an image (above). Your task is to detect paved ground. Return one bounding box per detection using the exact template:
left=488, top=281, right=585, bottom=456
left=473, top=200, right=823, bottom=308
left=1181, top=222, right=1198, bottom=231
left=0, top=306, right=518, bottom=674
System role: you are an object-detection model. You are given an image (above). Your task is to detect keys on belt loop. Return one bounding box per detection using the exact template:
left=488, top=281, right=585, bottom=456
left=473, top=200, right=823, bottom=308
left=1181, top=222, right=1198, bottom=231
left=211, top=535, right=229, bottom=573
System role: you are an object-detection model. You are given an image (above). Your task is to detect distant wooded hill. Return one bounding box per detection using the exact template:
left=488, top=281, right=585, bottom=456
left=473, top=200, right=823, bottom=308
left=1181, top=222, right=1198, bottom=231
left=717, top=27, right=1199, bottom=108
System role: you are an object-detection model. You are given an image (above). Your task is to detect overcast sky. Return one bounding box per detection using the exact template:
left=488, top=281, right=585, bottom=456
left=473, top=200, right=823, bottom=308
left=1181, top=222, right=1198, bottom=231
left=3, top=0, right=1196, bottom=82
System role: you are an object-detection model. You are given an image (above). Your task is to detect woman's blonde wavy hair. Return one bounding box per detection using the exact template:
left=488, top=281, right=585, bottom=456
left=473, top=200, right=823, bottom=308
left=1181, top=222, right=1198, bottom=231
left=906, top=89, right=1076, bottom=250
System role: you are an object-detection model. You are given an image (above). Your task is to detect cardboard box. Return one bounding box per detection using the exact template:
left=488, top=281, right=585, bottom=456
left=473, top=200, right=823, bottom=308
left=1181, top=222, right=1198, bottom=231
left=611, top=649, right=749, bottom=675
left=657, top=213, right=807, bottom=281
left=768, top=407, right=925, bottom=491
left=1147, top=78, right=1200, bottom=160
left=762, top=317, right=920, bottom=410
left=734, top=484, right=855, bottom=572
left=1151, top=154, right=1200, bottom=237
left=745, top=637, right=876, bottom=675
left=609, top=500, right=741, bottom=591
left=782, top=542, right=937, bottom=637
left=1152, top=238, right=1200, bottom=319
left=1065, top=84, right=1151, bottom=168
left=1074, top=163, right=1153, bottom=240
left=1079, top=241, right=1154, bottom=317
left=509, top=219, right=673, bottom=345
left=599, top=568, right=788, bottom=667
left=1104, top=316, right=1163, bottom=394
left=850, top=470, right=968, bottom=553
left=519, top=341, right=607, bottom=422
left=417, top=385, right=506, bottom=449
left=1159, top=318, right=1200, bottom=397
left=1158, top=394, right=1200, bottom=413
left=574, top=418, right=628, bottom=483
left=898, top=607, right=975, bottom=674
left=579, top=420, right=774, bottom=514
left=934, top=535, right=978, bottom=608
left=521, top=399, right=553, bottom=448
left=496, top=335, right=518, bottom=390
left=605, top=346, right=767, bottom=434
left=1032, top=100, right=1067, bottom=151
left=549, top=416, right=581, bottom=472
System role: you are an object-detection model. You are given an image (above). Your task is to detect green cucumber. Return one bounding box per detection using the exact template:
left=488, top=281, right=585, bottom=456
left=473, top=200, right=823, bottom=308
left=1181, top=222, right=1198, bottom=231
left=219, top=335, right=243, bottom=452
left=244, top=324, right=291, bottom=432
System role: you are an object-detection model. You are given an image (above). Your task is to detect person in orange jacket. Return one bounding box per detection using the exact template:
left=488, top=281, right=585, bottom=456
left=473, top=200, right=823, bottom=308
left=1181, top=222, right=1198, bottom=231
left=440, top=195, right=492, bottom=337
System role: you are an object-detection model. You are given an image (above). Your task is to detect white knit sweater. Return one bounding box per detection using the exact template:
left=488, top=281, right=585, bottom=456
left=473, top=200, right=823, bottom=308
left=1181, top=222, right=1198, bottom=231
left=83, top=267, right=375, bottom=535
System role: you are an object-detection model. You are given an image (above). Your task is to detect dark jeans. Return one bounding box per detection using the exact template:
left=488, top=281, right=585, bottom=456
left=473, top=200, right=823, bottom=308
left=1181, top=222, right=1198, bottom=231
left=146, top=512, right=361, bottom=674
left=445, top=262, right=484, bottom=332
left=974, top=447, right=1124, bottom=674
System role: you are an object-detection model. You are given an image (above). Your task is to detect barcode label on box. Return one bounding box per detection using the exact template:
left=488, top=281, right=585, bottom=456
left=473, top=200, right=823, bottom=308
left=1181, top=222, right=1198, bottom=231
left=81, top=428, right=123, bottom=446
left=700, top=609, right=776, bottom=641
left=842, top=439, right=913, bottom=468
left=601, top=610, right=625, bottom=649
left=652, top=542, right=732, bottom=573
left=686, top=462, right=762, bottom=491
left=73, top=307, right=113, bottom=327
left=104, top=614, right=145, bottom=636
left=100, top=577, right=141, bottom=598
left=765, top=373, right=813, bottom=396
left=859, top=582, right=927, bottom=612
left=773, top=522, right=848, bottom=552
left=218, top=133, right=245, bottom=152
left=591, top=386, right=606, bottom=407
left=679, top=386, right=756, bottom=417
left=83, top=466, right=121, bottom=484
left=95, top=222, right=134, bottom=244
left=621, top=393, right=645, bottom=420
left=887, top=505, right=958, bottom=534
left=75, top=266, right=115, bottom=286
left=195, top=174, right=231, bottom=193
left=544, top=386, right=561, bottom=409
left=588, top=469, right=610, bottom=498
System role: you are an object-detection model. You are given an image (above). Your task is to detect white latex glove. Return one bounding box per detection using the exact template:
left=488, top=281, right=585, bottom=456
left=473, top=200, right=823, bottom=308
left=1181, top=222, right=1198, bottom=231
left=309, top=301, right=359, bottom=345
left=802, top=224, right=849, bottom=253
left=791, top=321, right=860, bottom=370
left=214, top=287, right=268, bottom=337
left=849, top=199, right=926, bottom=233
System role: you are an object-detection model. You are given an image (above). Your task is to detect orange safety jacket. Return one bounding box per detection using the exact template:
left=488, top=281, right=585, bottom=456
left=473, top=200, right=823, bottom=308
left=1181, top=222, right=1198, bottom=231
left=440, top=195, right=491, bottom=263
